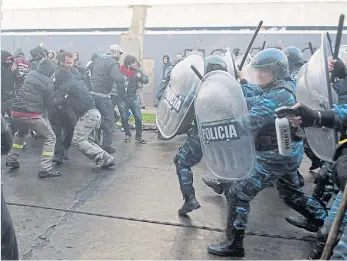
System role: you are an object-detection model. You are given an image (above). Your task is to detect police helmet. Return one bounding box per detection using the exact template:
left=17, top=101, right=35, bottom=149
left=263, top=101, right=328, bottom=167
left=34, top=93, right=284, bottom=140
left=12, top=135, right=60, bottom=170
left=204, top=55, right=227, bottom=74
left=251, top=48, right=289, bottom=82
left=283, top=46, right=306, bottom=71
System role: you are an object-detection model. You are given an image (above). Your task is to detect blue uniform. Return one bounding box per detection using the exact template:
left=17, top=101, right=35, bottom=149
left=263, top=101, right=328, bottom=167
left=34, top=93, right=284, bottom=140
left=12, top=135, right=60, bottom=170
left=331, top=225, right=347, bottom=260
left=174, top=124, right=202, bottom=198
left=225, top=80, right=326, bottom=231
left=174, top=80, right=263, bottom=199
left=332, top=104, right=347, bottom=129
left=325, top=191, right=347, bottom=232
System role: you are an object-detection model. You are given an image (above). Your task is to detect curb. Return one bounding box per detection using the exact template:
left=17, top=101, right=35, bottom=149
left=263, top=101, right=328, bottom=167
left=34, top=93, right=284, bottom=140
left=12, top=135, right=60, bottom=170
left=115, top=122, right=157, bottom=131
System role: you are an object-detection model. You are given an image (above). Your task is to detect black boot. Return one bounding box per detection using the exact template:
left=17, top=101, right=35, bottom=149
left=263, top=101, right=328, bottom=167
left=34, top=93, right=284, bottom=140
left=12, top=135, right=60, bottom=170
left=52, top=155, right=64, bottom=164
left=284, top=201, right=325, bottom=233
left=178, top=188, right=200, bottom=215
left=207, top=204, right=245, bottom=257
left=308, top=225, right=331, bottom=259
left=310, top=161, right=321, bottom=171
left=5, top=160, right=20, bottom=169
left=38, top=169, right=62, bottom=178
left=207, top=226, right=245, bottom=257
left=202, top=176, right=224, bottom=195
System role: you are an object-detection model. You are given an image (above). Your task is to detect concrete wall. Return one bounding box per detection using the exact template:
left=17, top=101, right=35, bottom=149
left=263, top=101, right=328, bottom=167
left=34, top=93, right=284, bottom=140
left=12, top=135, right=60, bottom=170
left=2, top=1, right=347, bottom=30
left=2, top=32, right=347, bottom=105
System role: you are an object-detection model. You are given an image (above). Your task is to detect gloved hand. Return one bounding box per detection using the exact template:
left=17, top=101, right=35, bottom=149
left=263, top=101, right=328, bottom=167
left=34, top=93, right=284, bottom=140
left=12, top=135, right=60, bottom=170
left=287, top=103, right=335, bottom=128
left=331, top=58, right=347, bottom=80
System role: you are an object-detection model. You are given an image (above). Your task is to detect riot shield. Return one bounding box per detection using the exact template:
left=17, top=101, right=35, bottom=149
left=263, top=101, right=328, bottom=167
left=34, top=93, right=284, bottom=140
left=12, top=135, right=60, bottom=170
left=296, top=33, right=338, bottom=162
left=339, top=45, right=347, bottom=63
left=156, top=52, right=205, bottom=139
left=223, top=48, right=237, bottom=78
left=234, top=54, right=252, bottom=69
left=195, top=71, right=256, bottom=180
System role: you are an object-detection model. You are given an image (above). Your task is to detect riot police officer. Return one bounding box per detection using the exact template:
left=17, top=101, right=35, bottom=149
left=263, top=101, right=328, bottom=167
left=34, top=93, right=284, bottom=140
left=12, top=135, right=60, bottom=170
left=174, top=55, right=228, bottom=216
left=207, top=49, right=326, bottom=257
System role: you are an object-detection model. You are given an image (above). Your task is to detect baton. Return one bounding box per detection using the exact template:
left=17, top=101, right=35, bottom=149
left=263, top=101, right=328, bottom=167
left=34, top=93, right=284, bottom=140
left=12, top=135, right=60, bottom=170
left=190, top=65, right=203, bottom=80
left=261, top=41, right=266, bottom=50
left=239, top=20, right=264, bottom=70
left=327, top=32, right=334, bottom=54
left=308, top=42, right=314, bottom=55
left=333, top=14, right=345, bottom=60
left=321, top=183, right=347, bottom=260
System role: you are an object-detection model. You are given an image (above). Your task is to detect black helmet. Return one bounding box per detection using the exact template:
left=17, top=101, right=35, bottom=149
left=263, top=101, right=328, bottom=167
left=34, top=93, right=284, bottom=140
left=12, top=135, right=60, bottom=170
left=283, top=46, right=306, bottom=72
left=251, top=48, right=289, bottom=84
left=204, top=55, right=227, bottom=74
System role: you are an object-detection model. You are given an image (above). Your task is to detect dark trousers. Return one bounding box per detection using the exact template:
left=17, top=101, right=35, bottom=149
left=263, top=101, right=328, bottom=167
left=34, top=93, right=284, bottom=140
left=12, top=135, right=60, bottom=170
left=173, top=126, right=203, bottom=198
left=1, top=190, right=19, bottom=260
left=111, top=95, right=120, bottom=123
left=49, top=108, right=77, bottom=158
left=93, top=96, right=115, bottom=148
left=118, top=95, right=142, bottom=138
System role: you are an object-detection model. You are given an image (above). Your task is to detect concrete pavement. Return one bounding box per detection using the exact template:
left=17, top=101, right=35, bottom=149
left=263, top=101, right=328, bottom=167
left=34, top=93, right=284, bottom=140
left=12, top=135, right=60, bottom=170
left=2, top=131, right=318, bottom=259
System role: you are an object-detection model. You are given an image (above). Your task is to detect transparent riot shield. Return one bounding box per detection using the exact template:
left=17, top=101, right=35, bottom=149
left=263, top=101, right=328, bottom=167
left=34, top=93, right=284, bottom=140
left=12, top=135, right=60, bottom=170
left=234, top=54, right=252, bottom=70
left=195, top=71, right=256, bottom=180
left=339, top=45, right=347, bottom=64
left=223, top=48, right=237, bottom=78
left=296, top=33, right=338, bottom=162
left=156, top=52, right=205, bottom=139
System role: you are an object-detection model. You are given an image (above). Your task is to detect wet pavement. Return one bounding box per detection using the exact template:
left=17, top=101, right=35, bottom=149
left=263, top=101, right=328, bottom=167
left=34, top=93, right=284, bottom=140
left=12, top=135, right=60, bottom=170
left=2, top=131, right=318, bottom=259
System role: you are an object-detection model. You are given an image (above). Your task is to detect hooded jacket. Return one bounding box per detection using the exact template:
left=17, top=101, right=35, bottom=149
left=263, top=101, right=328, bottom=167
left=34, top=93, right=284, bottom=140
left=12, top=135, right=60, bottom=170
left=53, top=68, right=96, bottom=118
left=90, top=53, right=125, bottom=95
left=29, top=46, right=46, bottom=71
left=1, top=51, right=15, bottom=105
left=118, top=56, right=149, bottom=101
left=162, top=55, right=172, bottom=78
left=12, top=59, right=56, bottom=114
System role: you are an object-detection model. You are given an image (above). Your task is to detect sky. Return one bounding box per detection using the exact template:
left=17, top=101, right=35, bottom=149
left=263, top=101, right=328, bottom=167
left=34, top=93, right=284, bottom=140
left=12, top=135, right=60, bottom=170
left=3, top=0, right=346, bottom=10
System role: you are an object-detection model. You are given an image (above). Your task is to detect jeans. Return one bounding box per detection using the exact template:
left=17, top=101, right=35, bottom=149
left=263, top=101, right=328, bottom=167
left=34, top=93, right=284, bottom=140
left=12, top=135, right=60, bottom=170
left=118, top=95, right=142, bottom=138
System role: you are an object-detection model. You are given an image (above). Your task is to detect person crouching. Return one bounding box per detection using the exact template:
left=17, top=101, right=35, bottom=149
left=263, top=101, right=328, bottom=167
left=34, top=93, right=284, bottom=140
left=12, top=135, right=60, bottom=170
left=53, top=68, right=116, bottom=170
left=5, top=58, right=61, bottom=178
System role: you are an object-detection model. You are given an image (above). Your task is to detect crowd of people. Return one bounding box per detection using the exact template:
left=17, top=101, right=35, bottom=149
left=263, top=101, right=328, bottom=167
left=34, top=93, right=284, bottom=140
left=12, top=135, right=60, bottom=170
left=1, top=43, right=149, bottom=177
left=1, top=39, right=347, bottom=260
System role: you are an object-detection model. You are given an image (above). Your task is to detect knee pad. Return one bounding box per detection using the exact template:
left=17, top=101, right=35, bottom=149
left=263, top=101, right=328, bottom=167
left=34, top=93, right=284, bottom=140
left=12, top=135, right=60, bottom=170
left=225, top=185, right=239, bottom=205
